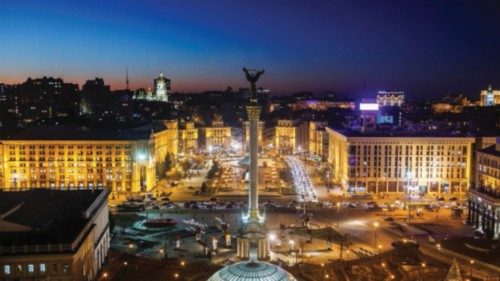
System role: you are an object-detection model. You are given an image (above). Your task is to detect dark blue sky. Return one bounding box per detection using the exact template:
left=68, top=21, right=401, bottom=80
left=1, top=0, right=499, bottom=98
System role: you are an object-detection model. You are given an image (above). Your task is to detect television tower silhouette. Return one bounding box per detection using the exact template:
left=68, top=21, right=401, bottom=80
left=126, top=66, right=130, bottom=90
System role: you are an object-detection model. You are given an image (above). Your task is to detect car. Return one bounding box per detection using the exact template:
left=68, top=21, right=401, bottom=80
left=384, top=217, right=394, bottom=222
left=448, top=197, right=458, bottom=201
left=472, top=230, right=486, bottom=239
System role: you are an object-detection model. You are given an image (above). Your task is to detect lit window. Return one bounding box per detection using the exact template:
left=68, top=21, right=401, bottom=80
left=28, top=264, right=34, bottom=273
left=4, top=265, right=11, bottom=275
left=62, top=263, right=69, bottom=274
left=40, top=263, right=46, bottom=273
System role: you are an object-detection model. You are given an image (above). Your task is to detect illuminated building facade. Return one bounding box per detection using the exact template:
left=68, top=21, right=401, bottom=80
left=292, top=100, right=355, bottom=111
left=326, top=128, right=474, bottom=195
left=376, top=91, right=405, bottom=107
left=274, top=119, right=296, bottom=154
left=468, top=139, right=500, bottom=239
left=0, top=189, right=110, bottom=281
left=0, top=122, right=179, bottom=195
left=178, top=121, right=198, bottom=155
left=480, top=85, right=500, bottom=106
left=308, top=121, right=328, bottom=160
left=476, top=141, right=500, bottom=188
left=201, top=117, right=232, bottom=150
left=132, top=72, right=171, bottom=102
left=154, top=72, right=170, bottom=102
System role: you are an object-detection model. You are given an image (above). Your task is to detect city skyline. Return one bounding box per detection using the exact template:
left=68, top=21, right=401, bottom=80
left=1, top=0, right=499, bottom=97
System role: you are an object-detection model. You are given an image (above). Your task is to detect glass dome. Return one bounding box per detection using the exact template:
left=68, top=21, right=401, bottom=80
left=207, top=260, right=295, bottom=281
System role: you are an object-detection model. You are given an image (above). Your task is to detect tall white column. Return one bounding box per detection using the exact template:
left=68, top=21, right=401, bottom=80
left=246, top=105, right=261, bottom=222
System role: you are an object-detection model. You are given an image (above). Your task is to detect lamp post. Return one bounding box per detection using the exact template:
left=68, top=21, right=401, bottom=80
left=469, top=260, right=474, bottom=279
left=336, top=202, right=341, bottom=227
left=364, top=161, right=367, bottom=197
left=406, top=171, right=413, bottom=225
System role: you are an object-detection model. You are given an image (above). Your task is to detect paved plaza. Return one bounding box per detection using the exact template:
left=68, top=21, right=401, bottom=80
left=103, top=153, right=500, bottom=280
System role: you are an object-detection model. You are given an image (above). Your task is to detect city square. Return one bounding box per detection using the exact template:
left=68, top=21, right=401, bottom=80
left=0, top=1, right=499, bottom=281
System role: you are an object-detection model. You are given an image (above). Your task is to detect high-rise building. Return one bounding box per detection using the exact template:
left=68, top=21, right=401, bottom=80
left=13, top=77, right=79, bottom=124
left=0, top=188, right=110, bottom=281
left=80, top=78, right=111, bottom=116
left=326, top=128, right=475, bottom=195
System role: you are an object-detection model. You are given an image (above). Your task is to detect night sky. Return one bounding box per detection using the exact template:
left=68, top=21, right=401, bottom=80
left=1, top=0, right=499, bottom=98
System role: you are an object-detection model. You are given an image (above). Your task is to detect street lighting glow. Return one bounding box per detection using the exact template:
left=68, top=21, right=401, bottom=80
left=136, top=152, right=147, bottom=161
left=406, top=171, right=413, bottom=179
left=268, top=233, right=276, bottom=241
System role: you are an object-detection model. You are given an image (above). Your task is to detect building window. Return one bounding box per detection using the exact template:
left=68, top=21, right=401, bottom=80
left=40, top=263, right=46, bottom=273
left=28, top=264, right=34, bottom=273
left=4, top=265, right=11, bottom=275
left=62, top=263, right=69, bottom=274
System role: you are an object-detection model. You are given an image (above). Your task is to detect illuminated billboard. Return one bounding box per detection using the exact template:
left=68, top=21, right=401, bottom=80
left=359, top=103, right=379, bottom=111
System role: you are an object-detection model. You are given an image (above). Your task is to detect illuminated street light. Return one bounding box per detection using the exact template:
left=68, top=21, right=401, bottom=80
left=135, top=152, right=147, bottom=161
left=268, top=233, right=276, bottom=241
left=406, top=171, right=413, bottom=224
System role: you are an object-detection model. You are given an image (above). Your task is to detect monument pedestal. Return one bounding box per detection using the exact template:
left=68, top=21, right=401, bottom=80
left=236, top=237, right=250, bottom=259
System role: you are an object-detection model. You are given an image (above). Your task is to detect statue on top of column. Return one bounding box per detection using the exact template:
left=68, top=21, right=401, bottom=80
left=243, top=68, right=265, bottom=102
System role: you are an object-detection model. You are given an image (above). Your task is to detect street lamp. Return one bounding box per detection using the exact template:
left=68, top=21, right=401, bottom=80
left=336, top=202, right=341, bottom=227
left=406, top=171, right=413, bottom=225
left=469, top=260, right=474, bottom=279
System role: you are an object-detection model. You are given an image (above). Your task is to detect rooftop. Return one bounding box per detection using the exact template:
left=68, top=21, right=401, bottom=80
left=208, top=260, right=295, bottom=281
left=328, top=127, right=477, bottom=138
left=0, top=188, right=107, bottom=247
left=478, top=144, right=500, bottom=158
left=0, top=125, right=159, bottom=141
